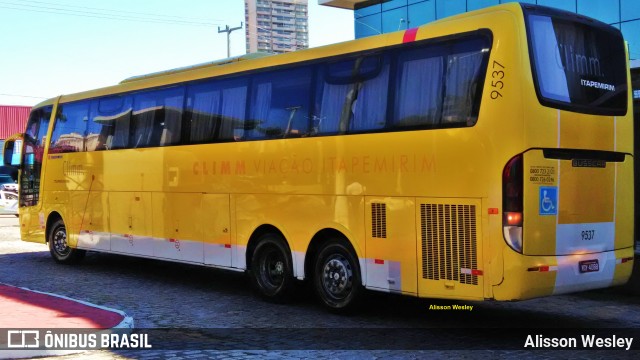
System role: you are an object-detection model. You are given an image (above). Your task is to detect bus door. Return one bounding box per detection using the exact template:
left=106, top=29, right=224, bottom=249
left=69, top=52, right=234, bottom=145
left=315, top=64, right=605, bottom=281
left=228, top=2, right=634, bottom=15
left=19, top=106, right=53, bottom=242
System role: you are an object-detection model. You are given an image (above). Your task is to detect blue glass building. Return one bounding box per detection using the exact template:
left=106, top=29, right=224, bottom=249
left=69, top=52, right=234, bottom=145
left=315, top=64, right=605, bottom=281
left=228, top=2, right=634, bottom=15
left=320, top=0, right=640, bottom=61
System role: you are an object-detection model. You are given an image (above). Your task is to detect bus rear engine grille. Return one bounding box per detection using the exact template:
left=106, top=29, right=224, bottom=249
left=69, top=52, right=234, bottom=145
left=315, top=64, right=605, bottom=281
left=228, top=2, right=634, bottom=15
left=420, top=203, right=478, bottom=285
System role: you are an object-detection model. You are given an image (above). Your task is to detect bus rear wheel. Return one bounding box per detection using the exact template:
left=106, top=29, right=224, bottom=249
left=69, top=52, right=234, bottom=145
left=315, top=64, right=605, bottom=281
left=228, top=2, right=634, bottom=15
left=48, top=219, right=85, bottom=264
left=314, top=240, right=362, bottom=312
left=250, top=233, right=294, bottom=303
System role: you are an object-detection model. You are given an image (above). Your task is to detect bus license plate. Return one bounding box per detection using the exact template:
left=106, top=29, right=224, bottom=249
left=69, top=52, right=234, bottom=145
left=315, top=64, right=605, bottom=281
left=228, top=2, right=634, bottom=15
left=579, top=259, right=599, bottom=273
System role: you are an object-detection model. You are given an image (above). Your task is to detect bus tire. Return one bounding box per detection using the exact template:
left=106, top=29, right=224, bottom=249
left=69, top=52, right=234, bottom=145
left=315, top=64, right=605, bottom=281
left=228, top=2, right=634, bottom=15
left=314, top=240, right=362, bottom=313
left=48, top=219, right=85, bottom=264
left=250, top=233, right=294, bottom=303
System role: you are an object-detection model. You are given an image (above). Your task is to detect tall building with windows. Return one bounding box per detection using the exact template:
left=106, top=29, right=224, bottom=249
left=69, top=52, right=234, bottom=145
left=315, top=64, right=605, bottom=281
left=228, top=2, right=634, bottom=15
left=319, top=0, right=640, bottom=60
left=245, top=0, right=309, bottom=54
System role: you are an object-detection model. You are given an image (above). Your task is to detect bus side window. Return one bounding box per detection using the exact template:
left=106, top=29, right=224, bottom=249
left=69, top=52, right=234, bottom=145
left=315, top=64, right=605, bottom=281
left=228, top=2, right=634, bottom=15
left=186, top=77, right=248, bottom=143
left=131, top=86, right=185, bottom=148
left=88, top=95, right=132, bottom=151
left=247, top=67, right=312, bottom=140
left=221, top=84, right=248, bottom=141
left=50, top=101, right=91, bottom=153
left=187, top=80, right=221, bottom=144
left=393, top=36, right=490, bottom=129
left=442, top=48, right=487, bottom=126
left=159, top=92, right=184, bottom=146
left=393, top=49, right=444, bottom=128
left=314, top=54, right=388, bottom=135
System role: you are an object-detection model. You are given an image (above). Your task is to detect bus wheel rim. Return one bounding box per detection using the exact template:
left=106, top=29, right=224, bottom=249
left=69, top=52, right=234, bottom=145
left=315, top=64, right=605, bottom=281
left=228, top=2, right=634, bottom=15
left=261, top=248, right=284, bottom=289
left=322, top=255, right=352, bottom=299
left=53, top=229, right=70, bottom=256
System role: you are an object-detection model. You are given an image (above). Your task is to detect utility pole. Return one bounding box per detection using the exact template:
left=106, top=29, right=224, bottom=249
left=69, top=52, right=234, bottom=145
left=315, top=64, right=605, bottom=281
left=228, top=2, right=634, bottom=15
left=218, top=22, right=243, bottom=58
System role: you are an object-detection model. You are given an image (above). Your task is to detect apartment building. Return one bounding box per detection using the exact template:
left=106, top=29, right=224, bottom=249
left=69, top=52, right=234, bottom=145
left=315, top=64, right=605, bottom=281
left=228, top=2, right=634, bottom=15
left=245, top=0, right=309, bottom=54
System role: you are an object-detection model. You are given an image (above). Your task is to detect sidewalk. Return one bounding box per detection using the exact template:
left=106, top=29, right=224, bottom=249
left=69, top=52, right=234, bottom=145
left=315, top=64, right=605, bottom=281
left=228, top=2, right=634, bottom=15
left=0, top=283, right=133, bottom=359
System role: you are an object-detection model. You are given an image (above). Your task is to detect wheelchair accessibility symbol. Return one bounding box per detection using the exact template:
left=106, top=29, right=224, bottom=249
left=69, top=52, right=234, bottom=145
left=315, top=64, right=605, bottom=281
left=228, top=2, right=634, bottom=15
left=539, top=186, right=558, bottom=215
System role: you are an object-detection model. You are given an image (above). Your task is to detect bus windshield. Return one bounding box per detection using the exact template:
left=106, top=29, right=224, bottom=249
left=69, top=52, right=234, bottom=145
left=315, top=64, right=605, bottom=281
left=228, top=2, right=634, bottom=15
left=526, top=10, right=627, bottom=115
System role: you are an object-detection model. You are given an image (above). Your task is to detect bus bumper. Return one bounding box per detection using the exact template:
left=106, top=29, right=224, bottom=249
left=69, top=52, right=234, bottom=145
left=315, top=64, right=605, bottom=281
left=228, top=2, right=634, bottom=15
left=492, top=247, right=635, bottom=301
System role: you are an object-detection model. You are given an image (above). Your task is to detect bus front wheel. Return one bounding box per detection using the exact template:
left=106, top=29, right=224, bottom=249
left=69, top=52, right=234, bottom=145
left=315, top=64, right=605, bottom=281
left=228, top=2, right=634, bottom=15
left=48, top=219, right=85, bottom=264
left=314, top=240, right=362, bottom=312
left=250, top=233, right=294, bottom=303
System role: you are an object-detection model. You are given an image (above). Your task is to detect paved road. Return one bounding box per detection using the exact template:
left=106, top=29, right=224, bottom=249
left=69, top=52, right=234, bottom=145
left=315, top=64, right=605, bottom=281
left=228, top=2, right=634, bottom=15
left=0, top=216, right=638, bottom=359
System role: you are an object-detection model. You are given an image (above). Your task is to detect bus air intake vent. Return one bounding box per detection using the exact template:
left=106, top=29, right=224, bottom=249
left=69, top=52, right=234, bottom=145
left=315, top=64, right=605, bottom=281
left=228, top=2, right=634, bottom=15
left=420, top=204, right=478, bottom=285
left=371, top=203, right=387, bottom=239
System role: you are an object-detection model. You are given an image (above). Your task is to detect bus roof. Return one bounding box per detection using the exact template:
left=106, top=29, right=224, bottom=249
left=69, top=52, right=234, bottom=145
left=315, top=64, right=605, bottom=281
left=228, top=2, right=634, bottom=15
left=119, top=52, right=275, bottom=84
left=37, top=2, right=530, bottom=108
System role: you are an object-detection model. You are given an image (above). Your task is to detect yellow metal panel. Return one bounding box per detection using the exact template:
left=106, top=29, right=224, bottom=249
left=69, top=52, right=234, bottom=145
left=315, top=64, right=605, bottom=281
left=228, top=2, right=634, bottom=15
left=109, top=192, right=153, bottom=255
left=612, top=248, right=635, bottom=287
left=559, top=112, right=614, bottom=151
left=364, top=197, right=417, bottom=295
left=494, top=248, right=556, bottom=300
left=202, top=194, right=231, bottom=267
left=234, top=194, right=366, bottom=266
left=19, top=210, right=43, bottom=243
left=151, top=192, right=204, bottom=262
left=557, top=162, right=614, bottom=225
left=522, top=151, right=558, bottom=255
left=68, top=191, right=109, bottom=248
left=151, top=192, right=202, bottom=241
left=614, top=157, right=634, bottom=249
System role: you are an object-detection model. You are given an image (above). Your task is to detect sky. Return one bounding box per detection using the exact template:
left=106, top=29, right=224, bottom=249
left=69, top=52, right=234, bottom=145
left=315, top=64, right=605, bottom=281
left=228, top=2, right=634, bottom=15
left=0, top=0, right=354, bottom=106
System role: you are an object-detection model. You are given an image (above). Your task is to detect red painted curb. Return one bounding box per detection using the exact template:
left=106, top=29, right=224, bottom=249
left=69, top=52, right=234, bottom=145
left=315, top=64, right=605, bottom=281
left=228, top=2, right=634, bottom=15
left=0, top=284, right=125, bottom=329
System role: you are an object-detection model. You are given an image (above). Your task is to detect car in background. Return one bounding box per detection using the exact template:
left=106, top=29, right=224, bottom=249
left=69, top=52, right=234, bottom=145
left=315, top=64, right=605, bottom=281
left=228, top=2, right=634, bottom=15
left=0, top=174, right=18, bottom=192
left=0, top=190, right=18, bottom=216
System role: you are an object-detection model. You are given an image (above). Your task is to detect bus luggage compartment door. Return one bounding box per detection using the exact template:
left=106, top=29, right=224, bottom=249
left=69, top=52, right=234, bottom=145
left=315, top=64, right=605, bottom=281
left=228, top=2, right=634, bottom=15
left=416, top=197, right=484, bottom=300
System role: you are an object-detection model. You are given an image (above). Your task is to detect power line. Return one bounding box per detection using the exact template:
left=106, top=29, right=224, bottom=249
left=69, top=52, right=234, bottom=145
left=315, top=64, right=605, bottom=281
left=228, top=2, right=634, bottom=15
left=0, top=93, right=48, bottom=99
left=0, top=0, right=223, bottom=27
left=12, top=0, right=223, bottom=22
left=0, top=2, right=219, bottom=26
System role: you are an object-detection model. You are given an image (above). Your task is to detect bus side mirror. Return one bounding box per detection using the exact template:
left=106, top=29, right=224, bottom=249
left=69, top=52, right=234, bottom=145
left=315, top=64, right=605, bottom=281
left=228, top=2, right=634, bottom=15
left=2, top=137, right=22, bottom=167
left=3, top=140, right=15, bottom=166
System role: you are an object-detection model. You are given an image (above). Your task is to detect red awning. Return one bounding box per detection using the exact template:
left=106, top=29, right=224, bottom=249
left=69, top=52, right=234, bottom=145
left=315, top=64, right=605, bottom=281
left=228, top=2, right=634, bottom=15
left=0, top=105, right=31, bottom=139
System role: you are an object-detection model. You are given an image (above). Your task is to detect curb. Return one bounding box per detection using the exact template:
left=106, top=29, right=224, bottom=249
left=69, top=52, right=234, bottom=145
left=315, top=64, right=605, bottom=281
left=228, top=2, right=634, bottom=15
left=2, top=284, right=134, bottom=329
left=0, top=283, right=134, bottom=359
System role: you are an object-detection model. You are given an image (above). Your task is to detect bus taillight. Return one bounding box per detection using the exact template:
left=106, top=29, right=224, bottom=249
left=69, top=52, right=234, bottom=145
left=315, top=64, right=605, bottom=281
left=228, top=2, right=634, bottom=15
left=505, top=211, right=522, bottom=226
left=503, top=154, right=523, bottom=253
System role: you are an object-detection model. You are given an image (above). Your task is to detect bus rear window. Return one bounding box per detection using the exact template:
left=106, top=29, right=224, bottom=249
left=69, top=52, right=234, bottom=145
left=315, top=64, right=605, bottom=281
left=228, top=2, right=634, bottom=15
left=526, top=12, right=627, bottom=115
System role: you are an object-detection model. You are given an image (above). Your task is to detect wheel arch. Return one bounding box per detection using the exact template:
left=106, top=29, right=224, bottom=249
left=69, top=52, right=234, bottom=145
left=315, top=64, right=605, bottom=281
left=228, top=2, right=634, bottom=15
left=245, top=224, right=291, bottom=271
left=304, top=228, right=364, bottom=285
left=45, top=211, right=63, bottom=243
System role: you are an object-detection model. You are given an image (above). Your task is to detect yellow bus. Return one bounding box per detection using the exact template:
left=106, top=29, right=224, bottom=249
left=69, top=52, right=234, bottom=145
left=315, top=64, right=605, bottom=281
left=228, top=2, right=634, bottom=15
left=5, top=3, right=634, bottom=311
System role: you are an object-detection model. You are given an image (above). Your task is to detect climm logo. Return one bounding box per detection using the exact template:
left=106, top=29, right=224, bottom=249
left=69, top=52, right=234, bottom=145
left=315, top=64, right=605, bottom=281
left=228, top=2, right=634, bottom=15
left=192, top=155, right=436, bottom=176
left=556, top=43, right=604, bottom=77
